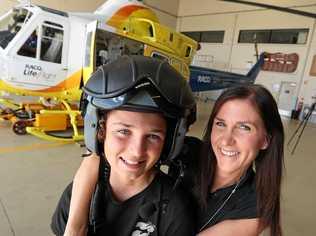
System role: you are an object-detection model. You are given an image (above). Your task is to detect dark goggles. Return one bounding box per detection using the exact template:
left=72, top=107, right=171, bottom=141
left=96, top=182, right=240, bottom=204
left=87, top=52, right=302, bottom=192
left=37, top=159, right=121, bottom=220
left=88, top=80, right=185, bottom=119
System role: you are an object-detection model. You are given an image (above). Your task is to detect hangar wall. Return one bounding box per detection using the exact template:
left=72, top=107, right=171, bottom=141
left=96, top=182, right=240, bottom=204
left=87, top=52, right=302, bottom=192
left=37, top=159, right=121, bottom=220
left=2, top=0, right=316, bottom=115
left=177, top=0, right=316, bottom=114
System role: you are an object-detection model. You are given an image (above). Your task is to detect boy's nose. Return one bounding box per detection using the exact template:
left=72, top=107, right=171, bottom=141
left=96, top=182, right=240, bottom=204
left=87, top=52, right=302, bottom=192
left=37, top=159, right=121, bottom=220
left=129, top=137, right=146, bottom=157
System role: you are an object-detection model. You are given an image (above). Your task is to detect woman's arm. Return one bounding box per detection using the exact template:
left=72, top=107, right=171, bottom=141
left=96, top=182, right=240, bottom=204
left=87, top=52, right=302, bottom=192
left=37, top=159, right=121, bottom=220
left=64, top=154, right=100, bottom=236
left=198, top=218, right=263, bottom=236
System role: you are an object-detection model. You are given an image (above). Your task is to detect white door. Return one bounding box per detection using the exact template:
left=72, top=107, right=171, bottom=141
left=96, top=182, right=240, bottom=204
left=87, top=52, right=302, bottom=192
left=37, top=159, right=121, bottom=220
left=278, top=82, right=297, bottom=116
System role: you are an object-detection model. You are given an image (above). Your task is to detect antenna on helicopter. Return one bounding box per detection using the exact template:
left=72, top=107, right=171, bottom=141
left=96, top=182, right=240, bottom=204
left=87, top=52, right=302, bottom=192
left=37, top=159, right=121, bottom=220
left=287, top=98, right=316, bottom=154
left=253, top=33, right=259, bottom=61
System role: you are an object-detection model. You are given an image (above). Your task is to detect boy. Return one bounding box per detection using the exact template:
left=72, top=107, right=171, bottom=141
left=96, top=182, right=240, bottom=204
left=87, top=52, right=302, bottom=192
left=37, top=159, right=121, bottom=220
left=51, top=55, right=197, bottom=236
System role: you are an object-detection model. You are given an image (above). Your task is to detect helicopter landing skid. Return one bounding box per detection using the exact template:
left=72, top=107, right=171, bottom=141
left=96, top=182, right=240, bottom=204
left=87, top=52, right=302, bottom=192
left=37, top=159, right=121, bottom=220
left=26, top=100, right=84, bottom=142
left=0, top=99, right=84, bottom=142
left=0, top=98, right=20, bottom=121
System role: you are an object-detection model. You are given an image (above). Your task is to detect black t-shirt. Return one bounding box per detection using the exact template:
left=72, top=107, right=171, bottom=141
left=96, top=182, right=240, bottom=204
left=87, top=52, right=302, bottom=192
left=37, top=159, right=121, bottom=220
left=51, top=171, right=196, bottom=236
left=198, top=168, right=257, bottom=230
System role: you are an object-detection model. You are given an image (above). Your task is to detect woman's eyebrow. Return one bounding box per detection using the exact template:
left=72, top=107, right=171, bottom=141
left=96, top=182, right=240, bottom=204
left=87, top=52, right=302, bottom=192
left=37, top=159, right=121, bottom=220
left=214, top=117, right=224, bottom=121
left=215, top=117, right=256, bottom=126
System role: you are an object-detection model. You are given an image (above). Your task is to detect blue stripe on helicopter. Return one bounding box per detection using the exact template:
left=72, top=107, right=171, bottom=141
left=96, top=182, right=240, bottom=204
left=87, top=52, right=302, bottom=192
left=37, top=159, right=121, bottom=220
left=189, top=53, right=265, bottom=92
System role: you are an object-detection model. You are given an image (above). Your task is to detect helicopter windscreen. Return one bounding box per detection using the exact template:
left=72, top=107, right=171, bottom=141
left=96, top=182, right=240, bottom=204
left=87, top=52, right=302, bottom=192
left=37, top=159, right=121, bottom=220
left=0, top=8, right=33, bottom=49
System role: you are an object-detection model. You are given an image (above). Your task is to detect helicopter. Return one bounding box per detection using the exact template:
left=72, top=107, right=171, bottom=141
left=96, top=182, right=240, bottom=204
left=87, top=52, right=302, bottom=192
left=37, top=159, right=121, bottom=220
left=0, top=0, right=198, bottom=141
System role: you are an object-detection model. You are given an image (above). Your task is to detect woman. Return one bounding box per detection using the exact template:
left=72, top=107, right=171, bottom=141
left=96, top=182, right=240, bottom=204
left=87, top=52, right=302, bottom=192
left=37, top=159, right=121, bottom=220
left=196, top=85, right=284, bottom=236
left=63, top=84, right=284, bottom=235
left=51, top=55, right=197, bottom=236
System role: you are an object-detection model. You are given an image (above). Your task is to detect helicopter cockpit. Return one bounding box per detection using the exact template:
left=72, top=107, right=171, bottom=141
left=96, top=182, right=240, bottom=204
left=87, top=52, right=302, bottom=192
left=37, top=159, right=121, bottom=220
left=0, top=8, right=32, bottom=50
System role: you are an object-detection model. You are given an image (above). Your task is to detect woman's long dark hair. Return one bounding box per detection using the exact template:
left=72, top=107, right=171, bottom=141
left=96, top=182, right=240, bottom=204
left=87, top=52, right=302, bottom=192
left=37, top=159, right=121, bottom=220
left=195, top=84, right=284, bottom=236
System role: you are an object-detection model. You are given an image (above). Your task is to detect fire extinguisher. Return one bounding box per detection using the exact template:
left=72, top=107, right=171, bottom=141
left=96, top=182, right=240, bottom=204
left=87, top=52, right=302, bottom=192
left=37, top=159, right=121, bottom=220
left=296, top=98, right=304, bottom=119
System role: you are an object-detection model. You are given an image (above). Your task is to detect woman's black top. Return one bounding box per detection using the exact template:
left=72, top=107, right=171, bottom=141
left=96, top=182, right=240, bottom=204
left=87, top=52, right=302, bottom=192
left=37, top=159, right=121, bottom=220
left=198, top=168, right=257, bottom=229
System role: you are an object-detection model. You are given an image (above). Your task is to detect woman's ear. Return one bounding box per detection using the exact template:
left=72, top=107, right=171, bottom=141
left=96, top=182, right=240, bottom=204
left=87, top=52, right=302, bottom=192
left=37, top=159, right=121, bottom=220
left=260, top=134, right=270, bottom=150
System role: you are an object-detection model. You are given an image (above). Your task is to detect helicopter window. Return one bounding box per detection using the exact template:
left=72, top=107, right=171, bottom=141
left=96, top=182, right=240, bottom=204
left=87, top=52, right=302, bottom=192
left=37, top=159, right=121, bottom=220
left=0, top=8, right=32, bottom=49
left=123, top=38, right=144, bottom=56
left=17, top=28, right=38, bottom=58
left=40, top=23, right=63, bottom=64
left=185, top=46, right=192, bottom=57
left=94, top=30, right=145, bottom=67
left=42, top=21, right=63, bottom=29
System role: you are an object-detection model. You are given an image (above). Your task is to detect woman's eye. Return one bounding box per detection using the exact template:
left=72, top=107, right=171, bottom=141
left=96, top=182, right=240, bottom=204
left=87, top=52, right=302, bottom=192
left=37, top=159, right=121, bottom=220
left=215, top=121, right=225, bottom=127
left=239, top=124, right=251, bottom=131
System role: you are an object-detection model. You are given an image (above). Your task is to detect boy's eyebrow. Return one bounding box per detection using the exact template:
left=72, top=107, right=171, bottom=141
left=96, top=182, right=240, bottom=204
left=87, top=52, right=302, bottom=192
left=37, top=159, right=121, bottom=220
left=112, top=122, right=133, bottom=127
left=111, top=122, right=166, bottom=133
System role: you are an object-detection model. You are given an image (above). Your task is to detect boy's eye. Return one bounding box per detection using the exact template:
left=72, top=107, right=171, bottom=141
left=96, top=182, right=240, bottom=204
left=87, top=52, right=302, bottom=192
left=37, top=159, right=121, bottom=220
left=147, top=134, right=162, bottom=141
left=117, top=129, right=130, bottom=135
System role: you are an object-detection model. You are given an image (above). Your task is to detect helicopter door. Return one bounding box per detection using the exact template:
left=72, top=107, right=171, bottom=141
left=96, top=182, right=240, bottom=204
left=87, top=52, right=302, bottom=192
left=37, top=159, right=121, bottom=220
left=10, top=20, right=68, bottom=91
left=83, top=21, right=97, bottom=85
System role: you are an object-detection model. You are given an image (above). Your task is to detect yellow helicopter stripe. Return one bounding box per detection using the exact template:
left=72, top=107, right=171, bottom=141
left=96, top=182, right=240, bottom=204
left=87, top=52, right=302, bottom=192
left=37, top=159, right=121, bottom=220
left=35, top=69, right=82, bottom=92
left=0, top=70, right=82, bottom=100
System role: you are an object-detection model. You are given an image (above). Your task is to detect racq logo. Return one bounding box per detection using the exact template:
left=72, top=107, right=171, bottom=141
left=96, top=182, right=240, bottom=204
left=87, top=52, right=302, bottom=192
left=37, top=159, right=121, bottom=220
left=23, top=64, right=42, bottom=77
left=23, top=64, right=57, bottom=80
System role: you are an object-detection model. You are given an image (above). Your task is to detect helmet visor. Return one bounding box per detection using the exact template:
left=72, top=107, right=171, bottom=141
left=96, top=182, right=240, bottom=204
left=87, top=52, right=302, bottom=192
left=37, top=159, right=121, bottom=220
left=89, top=80, right=184, bottom=118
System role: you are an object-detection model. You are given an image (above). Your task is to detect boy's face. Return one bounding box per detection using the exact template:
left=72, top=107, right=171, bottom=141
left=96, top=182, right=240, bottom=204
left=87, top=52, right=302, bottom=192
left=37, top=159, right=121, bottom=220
left=103, top=110, right=167, bottom=184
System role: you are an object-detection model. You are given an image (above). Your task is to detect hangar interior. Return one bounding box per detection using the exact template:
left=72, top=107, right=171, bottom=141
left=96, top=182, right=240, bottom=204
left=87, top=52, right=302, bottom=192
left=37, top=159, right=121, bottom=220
left=0, top=0, right=316, bottom=235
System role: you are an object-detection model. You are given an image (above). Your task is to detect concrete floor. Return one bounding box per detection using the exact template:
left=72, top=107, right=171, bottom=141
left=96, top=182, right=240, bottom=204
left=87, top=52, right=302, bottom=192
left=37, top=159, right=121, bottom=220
left=0, top=100, right=316, bottom=235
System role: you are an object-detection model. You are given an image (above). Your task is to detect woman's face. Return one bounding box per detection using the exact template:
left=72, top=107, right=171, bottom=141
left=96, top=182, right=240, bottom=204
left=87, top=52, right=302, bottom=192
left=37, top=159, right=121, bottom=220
left=103, top=110, right=166, bottom=184
left=210, top=99, right=269, bottom=178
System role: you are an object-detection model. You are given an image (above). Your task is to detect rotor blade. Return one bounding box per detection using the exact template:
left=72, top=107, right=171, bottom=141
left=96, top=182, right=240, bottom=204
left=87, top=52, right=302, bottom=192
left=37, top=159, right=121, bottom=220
left=221, top=0, right=316, bottom=19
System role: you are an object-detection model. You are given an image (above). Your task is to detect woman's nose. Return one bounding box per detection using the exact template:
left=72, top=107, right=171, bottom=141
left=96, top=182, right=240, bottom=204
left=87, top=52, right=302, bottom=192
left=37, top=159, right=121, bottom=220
left=220, top=129, right=235, bottom=146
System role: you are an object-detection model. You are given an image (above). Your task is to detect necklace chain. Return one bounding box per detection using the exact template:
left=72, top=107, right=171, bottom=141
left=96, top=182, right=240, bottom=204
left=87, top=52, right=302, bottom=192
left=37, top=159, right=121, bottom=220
left=199, top=176, right=244, bottom=232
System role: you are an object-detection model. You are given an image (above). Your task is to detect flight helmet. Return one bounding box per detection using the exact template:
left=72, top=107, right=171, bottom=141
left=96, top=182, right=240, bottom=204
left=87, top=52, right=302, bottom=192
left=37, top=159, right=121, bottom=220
left=81, top=55, right=196, bottom=162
